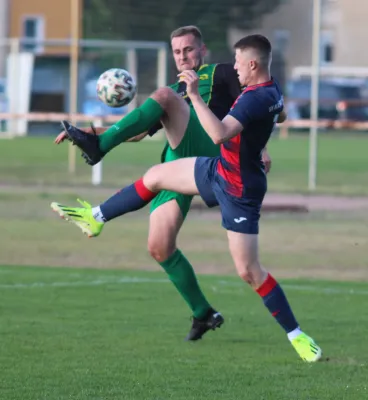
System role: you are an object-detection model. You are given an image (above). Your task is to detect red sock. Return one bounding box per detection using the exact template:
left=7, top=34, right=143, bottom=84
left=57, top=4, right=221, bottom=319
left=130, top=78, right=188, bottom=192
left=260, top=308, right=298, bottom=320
left=100, top=177, right=157, bottom=221
left=256, top=274, right=299, bottom=333
left=134, top=178, right=157, bottom=201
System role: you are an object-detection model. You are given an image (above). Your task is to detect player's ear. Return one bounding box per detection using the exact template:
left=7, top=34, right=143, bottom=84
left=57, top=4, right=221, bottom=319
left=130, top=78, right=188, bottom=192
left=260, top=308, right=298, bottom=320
left=200, top=44, right=207, bottom=58
left=249, top=59, right=257, bottom=70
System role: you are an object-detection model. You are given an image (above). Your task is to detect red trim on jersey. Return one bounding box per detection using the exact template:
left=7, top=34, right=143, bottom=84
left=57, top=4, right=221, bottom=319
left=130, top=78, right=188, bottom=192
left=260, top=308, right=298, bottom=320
left=243, top=79, right=274, bottom=92
left=221, top=78, right=274, bottom=196
left=230, top=95, right=242, bottom=110
left=217, top=162, right=243, bottom=197
left=256, top=274, right=278, bottom=297
left=134, top=178, right=157, bottom=201
left=217, top=134, right=243, bottom=197
left=230, top=79, right=274, bottom=110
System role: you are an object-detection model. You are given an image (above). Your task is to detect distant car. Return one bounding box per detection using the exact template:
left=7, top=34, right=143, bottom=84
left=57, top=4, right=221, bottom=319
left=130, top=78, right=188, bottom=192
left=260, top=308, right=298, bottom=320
left=286, top=78, right=368, bottom=123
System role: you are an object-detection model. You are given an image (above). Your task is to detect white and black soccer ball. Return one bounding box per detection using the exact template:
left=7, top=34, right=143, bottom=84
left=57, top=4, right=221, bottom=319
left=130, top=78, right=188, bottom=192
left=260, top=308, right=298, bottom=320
left=96, top=68, right=137, bottom=108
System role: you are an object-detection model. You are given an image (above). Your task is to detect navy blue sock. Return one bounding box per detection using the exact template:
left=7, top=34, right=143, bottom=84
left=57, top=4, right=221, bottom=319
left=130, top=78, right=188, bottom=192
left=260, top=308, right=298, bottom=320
left=256, top=274, right=299, bottom=333
left=99, top=178, right=157, bottom=222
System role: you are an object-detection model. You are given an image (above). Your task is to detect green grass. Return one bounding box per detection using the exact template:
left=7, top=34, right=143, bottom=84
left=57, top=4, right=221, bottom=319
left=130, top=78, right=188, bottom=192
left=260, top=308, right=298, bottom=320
left=1, top=192, right=367, bottom=278
left=267, top=133, right=368, bottom=195
left=0, top=132, right=367, bottom=194
left=1, top=132, right=367, bottom=398
left=0, top=136, right=163, bottom=188
left=1, top=265, right=367, bottom=400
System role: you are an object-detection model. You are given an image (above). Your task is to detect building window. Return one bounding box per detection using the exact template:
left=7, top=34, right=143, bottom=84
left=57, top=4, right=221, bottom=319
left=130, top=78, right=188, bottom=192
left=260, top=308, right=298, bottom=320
left=324, top=44, right=334, bottom=63
left=321, top=30, right=334, bottom=64
left=22, top=16, right=45, bottom=53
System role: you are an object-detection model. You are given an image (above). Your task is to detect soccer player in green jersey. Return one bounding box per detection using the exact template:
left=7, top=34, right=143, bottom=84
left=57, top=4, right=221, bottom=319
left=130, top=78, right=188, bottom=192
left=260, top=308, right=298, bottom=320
left=54, top=26, right=272, bottom=341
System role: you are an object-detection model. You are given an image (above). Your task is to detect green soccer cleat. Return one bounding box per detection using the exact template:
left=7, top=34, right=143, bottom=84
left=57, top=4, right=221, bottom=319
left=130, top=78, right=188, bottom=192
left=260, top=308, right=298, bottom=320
left=291, top=333, right=322, bottom=362
left=51, top=199, right=104, bottom=238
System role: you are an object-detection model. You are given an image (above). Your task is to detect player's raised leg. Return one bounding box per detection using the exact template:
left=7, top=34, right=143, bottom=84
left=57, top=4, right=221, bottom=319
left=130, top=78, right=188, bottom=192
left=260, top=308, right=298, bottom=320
left=62, top=87, right=191, bottom=165
left=50, top=199, right=104, bottom=238
left=51, top=158, right=200, bottom=235
left=148, top=199, right=223, bottom=340
left=227, top=231, right=322, bottom=362
left=51, top=157, right=224, bottom=338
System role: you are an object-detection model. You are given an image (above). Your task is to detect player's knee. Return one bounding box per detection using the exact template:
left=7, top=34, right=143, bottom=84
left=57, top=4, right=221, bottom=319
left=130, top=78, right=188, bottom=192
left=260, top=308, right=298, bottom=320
left=147, top=239, right=176, bottom=264
left=151, top=87, right=177, bottom=109
left=143, top=165, right=161, bottom=191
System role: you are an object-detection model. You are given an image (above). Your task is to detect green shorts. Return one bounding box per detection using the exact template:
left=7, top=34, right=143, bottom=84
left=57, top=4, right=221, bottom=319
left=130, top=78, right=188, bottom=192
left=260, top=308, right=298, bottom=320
left=150, top=108, right=220, bottom=219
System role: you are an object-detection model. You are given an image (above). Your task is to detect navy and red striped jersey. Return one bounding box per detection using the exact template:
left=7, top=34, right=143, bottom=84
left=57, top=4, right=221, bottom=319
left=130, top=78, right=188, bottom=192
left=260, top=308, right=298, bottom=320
left=217, top=78, right=283, bottom=198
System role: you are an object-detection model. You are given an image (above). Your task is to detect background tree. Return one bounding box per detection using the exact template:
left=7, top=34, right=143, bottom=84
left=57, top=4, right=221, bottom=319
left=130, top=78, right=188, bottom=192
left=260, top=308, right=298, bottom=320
left=83, top=0, right=285, bottom=92
left=84, top=0, right=284, bottom=50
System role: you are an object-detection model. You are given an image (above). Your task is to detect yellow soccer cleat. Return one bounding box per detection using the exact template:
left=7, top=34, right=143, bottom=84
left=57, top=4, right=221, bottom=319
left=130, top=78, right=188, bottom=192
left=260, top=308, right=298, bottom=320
left=291, top=333, right=322, bottom=362
left=51, top=199, right=104, bottom=238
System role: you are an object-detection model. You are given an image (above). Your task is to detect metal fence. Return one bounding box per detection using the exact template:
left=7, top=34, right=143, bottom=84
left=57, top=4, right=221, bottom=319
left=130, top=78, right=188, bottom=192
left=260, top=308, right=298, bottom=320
left=0, top=37, right=168, bottom=137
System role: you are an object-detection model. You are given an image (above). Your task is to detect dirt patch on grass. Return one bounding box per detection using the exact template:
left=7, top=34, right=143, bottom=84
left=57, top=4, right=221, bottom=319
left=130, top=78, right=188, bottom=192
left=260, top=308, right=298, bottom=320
left=1, top=184, right=368, bottom=211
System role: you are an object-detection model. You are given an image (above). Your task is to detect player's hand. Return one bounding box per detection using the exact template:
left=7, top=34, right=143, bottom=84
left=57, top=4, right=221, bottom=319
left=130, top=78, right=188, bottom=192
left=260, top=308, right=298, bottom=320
left=54, top=126, right=105, bottom=144
left=178, top=70, right=200, bottom=99
left=262, top=148, right=272, bottom=174
left=54, top=131, right=69, bottom=144
left=277, top=110, right=287, bottom=123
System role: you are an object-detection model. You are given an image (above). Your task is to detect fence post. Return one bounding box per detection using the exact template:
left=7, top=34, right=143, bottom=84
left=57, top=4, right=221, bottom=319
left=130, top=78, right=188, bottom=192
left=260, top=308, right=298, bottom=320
left=68, top=0, right=80, bottom=174
left=91, top=119, right=103, bottom=185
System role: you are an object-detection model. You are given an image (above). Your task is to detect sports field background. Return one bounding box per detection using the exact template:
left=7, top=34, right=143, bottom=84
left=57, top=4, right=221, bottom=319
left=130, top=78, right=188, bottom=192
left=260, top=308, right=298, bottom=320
left=1, top=131, right=367, bottom=399
left=1, top=130, right=368, bottom=195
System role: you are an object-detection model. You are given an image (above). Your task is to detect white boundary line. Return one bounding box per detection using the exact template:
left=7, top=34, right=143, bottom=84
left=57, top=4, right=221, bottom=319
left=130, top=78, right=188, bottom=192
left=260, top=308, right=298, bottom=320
left=0, top=277, right=168, bottom=289
left=1, top=276, right=368, bottom=295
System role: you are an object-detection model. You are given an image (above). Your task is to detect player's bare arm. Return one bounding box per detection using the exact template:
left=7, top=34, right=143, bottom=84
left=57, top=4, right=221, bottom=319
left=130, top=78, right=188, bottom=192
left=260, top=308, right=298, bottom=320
left=125, top=131, right=149, bottom=142
left=54, top=126, right=106, bottom=144
left=261, top=147, right=272, bottom=173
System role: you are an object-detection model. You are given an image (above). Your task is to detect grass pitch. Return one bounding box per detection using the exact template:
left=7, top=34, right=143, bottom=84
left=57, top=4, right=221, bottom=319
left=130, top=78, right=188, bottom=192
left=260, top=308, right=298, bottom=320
left=1, top=131, right=367, bottom=399
left=1, top=265, right=367, bottom=400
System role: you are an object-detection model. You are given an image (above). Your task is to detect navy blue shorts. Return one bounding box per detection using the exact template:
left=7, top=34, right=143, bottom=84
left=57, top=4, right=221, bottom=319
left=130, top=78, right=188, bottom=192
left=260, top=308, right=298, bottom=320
left=194, top=156, right=264, bottom=234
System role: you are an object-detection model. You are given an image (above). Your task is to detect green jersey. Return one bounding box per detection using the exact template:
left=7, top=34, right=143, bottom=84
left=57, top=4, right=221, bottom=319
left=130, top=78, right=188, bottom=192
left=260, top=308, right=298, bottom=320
left=149, top=63, right=241, bottom=217
left=148, top=63, right=240, bottom=159
left=171, top=63, right=240, bottom=118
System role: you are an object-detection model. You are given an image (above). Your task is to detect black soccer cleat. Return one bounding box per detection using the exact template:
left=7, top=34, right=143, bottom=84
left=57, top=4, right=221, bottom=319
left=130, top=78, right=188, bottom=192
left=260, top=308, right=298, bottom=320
left=61, top=120, right=104, bottom=166
left=185, top=309, right=224, bottom=341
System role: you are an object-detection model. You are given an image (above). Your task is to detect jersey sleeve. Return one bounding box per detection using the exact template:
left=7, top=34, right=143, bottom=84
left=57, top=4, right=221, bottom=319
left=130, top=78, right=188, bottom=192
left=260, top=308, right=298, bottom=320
left=214, top=63, right=241, bottom=101
left=228, top=91, right=264, bottom=128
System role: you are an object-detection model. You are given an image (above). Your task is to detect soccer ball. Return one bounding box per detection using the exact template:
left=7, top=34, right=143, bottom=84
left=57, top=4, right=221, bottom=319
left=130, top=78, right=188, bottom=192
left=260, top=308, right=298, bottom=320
left=96, top=68, right=137, bottom=108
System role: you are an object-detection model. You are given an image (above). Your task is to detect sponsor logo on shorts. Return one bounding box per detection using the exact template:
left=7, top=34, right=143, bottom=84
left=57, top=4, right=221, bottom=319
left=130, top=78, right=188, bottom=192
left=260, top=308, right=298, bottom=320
left=234, top=217, right=247, bottom=223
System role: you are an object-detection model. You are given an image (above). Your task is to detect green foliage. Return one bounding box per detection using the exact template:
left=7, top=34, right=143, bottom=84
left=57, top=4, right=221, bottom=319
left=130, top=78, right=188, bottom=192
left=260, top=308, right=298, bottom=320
left=83, top=0, right=284, bottom=50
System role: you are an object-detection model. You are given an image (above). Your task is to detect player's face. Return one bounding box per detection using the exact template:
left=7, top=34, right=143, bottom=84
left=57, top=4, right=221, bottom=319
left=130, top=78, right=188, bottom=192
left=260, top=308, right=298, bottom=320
left=234, top=48, right=256, bottom=87
left=171, top=34, right=206, bottom=72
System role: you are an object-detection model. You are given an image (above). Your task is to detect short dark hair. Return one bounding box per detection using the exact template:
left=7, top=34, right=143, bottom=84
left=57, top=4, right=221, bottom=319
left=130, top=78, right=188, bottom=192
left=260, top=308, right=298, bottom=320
left=234, top=34, right=272, bottom=67
left=170, top=25, right=203, bottom=44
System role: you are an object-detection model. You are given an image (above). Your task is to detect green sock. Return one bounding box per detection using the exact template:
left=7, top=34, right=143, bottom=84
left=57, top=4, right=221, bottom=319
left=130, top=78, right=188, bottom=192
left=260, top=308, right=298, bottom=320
left=160, top=249, right=212, bottom=319
left=98, top=98, right=164, bottom=154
